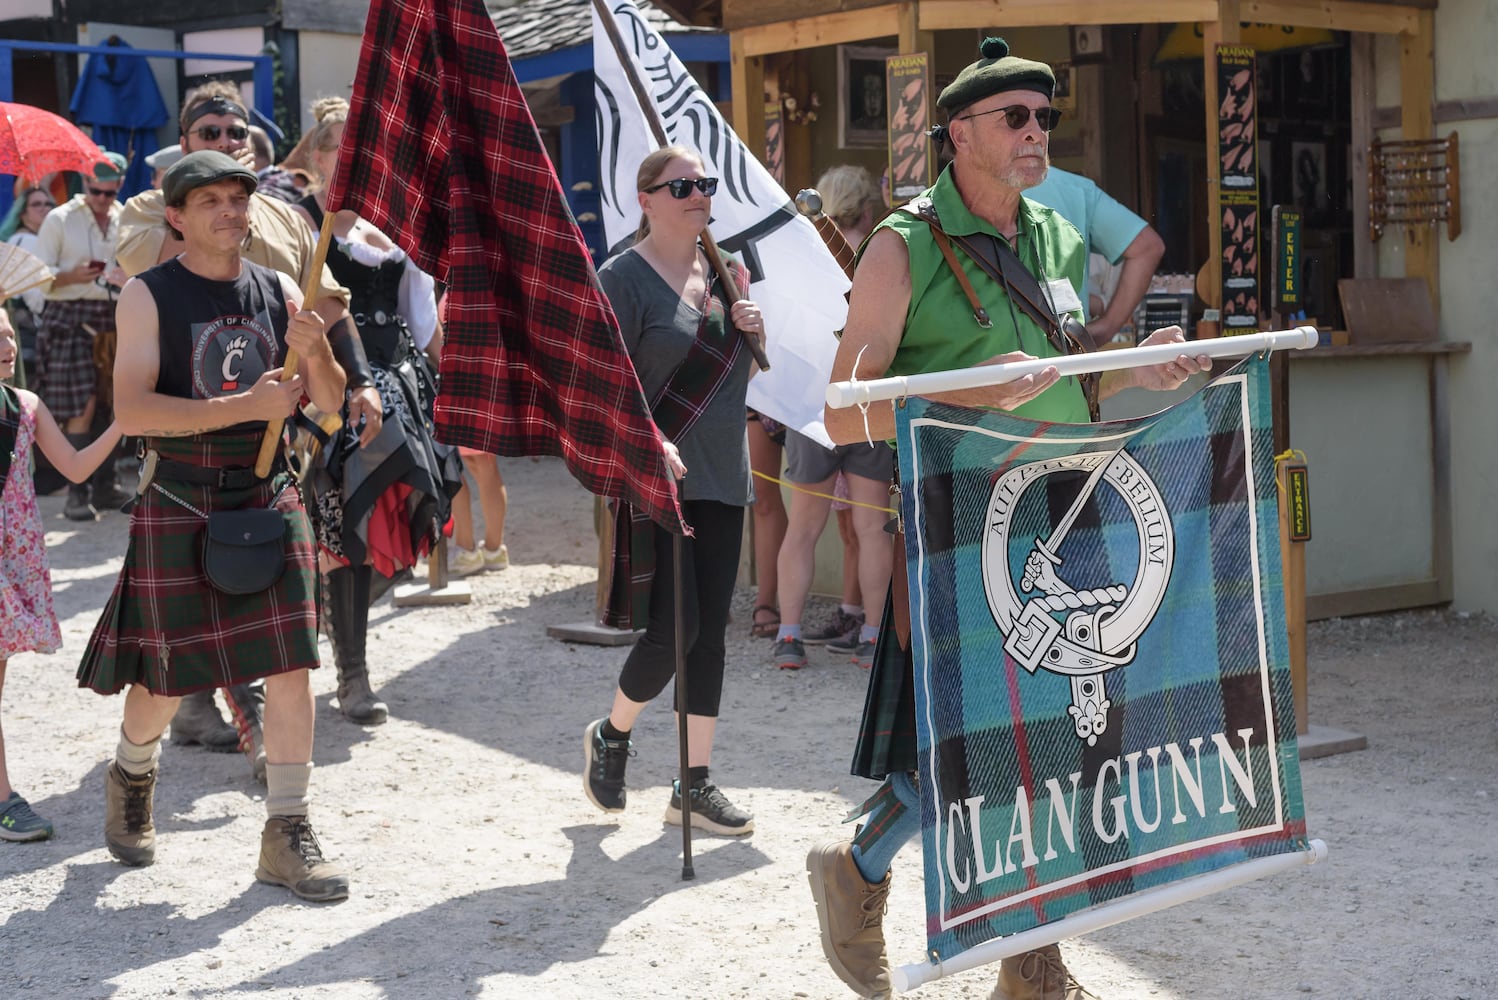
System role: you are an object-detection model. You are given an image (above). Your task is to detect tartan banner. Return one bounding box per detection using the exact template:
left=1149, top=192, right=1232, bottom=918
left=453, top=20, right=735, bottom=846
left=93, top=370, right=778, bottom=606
left=894, top=354, right=1308, bottom=963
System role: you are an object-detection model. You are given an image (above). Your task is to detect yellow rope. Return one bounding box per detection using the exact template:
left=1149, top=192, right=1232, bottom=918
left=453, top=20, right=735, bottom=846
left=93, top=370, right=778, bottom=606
left=751, top=469, right=896, bottom=514
left=1272, top=449, right=1308, bottom=495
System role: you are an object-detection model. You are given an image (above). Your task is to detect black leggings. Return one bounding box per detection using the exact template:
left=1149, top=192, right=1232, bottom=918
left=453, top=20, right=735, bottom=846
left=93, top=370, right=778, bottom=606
left=616, top=499, right=744, bottom=718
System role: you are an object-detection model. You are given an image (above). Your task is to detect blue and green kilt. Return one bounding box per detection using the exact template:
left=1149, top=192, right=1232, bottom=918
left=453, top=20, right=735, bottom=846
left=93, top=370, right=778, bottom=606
left=850, top=587, right=918, bottom=781
left=76, top=432, right=321, bottom=696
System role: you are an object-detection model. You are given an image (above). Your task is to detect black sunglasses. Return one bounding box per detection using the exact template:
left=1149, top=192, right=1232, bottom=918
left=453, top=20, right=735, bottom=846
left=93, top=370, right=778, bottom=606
left=959, top=104, right=1063, bottom=132
left=86, top=187, right=119, bottom=199
left=27, top=199, right=56, bottom=210
left=190, top=124, right=249, bottom=142
left=643, top=177, right=718, bottom=199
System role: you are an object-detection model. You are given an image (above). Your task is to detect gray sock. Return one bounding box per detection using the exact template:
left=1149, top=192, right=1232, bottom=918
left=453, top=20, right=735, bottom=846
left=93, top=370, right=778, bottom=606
left=115, top=727, right=161, bottom=776
left=265, top=762, right=313, bottom=818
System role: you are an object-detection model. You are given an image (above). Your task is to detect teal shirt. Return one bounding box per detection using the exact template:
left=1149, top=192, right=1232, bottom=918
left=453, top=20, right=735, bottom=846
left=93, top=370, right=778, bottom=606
left=874, top=165, right=1091, bottom=424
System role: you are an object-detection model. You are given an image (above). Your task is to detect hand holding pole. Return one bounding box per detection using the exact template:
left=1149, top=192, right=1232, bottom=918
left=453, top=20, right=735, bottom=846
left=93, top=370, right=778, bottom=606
left=254, top=211, right=337, bottom=478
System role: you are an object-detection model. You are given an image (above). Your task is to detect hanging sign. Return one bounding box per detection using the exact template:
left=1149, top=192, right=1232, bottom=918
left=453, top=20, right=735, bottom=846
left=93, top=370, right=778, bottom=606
left=1218, top=45, right=1260, bottom=335
left=886, top=53, right=931, bottom=202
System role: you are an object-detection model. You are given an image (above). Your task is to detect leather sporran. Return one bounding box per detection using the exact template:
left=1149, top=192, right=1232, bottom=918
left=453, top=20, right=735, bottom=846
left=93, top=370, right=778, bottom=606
left=201, top=508, right=287, bottom=595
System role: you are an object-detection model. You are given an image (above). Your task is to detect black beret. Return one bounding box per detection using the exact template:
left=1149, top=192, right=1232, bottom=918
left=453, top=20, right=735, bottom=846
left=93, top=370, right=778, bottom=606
left=937, top=37, right=1055, bottom=115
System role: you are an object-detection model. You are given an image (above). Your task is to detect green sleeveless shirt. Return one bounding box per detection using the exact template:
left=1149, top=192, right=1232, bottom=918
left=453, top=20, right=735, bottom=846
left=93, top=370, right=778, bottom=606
left=873, top=165, right=1091, bottom=424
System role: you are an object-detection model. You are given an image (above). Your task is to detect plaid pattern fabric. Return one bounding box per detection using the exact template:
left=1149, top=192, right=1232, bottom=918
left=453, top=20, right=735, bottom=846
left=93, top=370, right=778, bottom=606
left=35, top=298, right=114, bottom=421
left=76, top=432, right=321, bottom=697
left=601, top=260, right=749, bottom=630
left=894, top=355, right=1307, bottom=962
left=328, top=0, right=683, bottom=533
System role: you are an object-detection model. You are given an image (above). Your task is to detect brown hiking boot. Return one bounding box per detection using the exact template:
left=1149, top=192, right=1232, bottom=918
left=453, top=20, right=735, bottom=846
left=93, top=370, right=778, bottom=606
left=104, top=763, right=157, bottom=867
left=806, top=840, right=892, bottom=998
left=991, top=944, right=1099, bottom=1000
left=256, top=816, right=350, bottom=902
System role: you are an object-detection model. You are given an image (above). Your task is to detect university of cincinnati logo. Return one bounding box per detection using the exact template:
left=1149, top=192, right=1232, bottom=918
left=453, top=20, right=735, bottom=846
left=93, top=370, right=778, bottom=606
left=981, top=446, right=1174, bottom=746
left=190, top=313, right=275, bottom=399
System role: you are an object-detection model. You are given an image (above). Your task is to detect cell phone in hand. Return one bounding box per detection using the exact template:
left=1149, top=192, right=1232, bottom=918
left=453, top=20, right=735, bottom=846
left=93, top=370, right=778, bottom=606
left=87, top=260, right=106, bottom=272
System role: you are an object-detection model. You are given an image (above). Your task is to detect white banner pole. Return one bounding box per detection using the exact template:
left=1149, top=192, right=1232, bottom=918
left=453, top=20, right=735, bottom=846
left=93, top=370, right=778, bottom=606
left=826, top=326, right=1320, bottom=410
left=891, top=839, right=1329, bottom=993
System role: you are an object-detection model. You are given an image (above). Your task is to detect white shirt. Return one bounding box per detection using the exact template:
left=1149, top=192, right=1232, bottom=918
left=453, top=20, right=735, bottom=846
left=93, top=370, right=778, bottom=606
left=35, top=194, right=121, bottom=303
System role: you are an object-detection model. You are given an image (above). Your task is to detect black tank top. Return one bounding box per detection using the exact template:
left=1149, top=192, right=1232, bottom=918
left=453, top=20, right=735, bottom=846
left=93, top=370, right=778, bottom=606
left=137, top=257, right=291, bottom=432
left=299, top=195, right=410, bottom=367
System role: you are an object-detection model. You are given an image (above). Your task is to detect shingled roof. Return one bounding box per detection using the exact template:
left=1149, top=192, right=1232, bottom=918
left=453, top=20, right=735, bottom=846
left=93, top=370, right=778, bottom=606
left=486, top=0, right=719, bottom=63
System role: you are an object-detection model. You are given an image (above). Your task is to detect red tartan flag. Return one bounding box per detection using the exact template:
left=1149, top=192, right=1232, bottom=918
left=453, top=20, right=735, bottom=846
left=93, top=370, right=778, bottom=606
left=328, top=0, right=685, bottom=532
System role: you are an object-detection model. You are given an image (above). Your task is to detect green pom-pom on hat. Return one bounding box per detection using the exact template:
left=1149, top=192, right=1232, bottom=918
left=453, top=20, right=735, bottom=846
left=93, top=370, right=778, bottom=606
left=937, top=36, right=1055, bottom=114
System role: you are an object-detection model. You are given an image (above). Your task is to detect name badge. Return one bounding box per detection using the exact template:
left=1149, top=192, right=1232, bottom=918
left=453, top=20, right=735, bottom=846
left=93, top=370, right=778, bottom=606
left=1045, top=278, right=1084, bottom=316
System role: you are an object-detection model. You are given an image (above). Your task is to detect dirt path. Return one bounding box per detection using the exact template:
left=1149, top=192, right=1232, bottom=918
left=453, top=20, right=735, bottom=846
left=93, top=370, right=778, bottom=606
left=2, top=454, right=1495, bottom=999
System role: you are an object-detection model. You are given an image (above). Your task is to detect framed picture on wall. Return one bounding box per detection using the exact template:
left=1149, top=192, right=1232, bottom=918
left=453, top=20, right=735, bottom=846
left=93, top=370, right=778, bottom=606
left=838, top=44, right=894, bottom=148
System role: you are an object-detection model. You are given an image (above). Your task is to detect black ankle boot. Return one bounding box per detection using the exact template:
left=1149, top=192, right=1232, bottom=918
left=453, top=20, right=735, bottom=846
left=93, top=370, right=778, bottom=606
left=327, top=566, right=387, bottom=725
left=63, top=433, right=97, bottom=521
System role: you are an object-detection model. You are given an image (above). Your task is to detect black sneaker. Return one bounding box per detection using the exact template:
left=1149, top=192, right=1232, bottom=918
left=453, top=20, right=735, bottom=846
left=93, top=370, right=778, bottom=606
left=583, top=718, right=633, bottom=813
left=804, top=608, right=864, bottom=646
left=665, top=779, right=754, bottom=837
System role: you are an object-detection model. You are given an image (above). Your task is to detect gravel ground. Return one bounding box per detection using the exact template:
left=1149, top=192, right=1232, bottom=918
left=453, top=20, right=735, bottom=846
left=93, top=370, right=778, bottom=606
left=2, top=454, right=1494, bottom=999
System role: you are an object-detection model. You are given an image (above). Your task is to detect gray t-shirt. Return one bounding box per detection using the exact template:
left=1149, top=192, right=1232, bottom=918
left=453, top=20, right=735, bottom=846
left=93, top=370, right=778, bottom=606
left=598, top=248, right=753, bottom=507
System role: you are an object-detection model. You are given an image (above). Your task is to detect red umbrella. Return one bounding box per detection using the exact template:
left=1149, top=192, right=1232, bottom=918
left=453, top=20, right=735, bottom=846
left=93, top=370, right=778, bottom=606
left=0, top=101, right=112, bottom=181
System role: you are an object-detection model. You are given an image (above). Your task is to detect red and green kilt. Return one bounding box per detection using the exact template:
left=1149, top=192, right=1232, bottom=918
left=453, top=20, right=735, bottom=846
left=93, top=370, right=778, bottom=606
left=76, top=432, right=321, bottom=697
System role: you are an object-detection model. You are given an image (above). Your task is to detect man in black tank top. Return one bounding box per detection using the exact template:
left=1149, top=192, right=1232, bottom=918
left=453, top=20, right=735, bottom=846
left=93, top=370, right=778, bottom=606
left=87, top=151, right=352, bottom=901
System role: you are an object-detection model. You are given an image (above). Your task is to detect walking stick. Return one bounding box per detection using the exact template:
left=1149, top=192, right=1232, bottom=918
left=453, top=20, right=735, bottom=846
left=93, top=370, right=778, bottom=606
left=672, top=532, right=695, bottom=880
left=591, top=0, right=769, bottom=372
left=254, top=211, right=337, bottom=478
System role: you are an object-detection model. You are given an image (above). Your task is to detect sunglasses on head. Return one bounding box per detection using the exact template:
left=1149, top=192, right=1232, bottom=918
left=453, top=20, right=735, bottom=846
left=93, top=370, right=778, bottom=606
left=190, top=124, right=250, bottom=142
left=644, top=177, right=718, bottom=199
left=959, top=104, right=1063, bottom=132
left=86, top=187, right=118, bottom=199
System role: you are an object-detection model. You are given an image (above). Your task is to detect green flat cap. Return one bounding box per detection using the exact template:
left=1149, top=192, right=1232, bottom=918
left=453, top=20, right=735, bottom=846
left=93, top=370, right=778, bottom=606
left=93, top=150, right=129, bottom=181
left=937, top=37, right=1055, bottom=114
left=162, top=150, right=258, bottom=206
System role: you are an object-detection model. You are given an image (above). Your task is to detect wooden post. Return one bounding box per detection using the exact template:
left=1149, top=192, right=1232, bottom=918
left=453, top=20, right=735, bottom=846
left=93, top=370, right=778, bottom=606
left=1202, top=2, right=1241, bottom=321
left=731, top=34, right=766, bottom=168
left=1276, top=454, right=1308, bottom=736
left=1399, top=10, right=1438, bottom=309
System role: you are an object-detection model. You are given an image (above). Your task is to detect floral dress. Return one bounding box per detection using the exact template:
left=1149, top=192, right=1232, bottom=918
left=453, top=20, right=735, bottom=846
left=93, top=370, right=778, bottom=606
left=0, top=389, right=62, bottom=658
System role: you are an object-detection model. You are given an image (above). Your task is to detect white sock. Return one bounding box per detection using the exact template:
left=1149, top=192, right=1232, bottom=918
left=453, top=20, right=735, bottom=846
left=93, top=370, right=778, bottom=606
left=115, top=727, right=161, bottom=776
left=842, top=604, right=864, bottom=616
left=266, top=762, right=313, bottom=818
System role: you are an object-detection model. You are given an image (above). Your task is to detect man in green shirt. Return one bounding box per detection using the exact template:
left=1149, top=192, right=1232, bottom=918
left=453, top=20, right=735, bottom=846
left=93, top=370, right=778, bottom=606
left=808, top=38, right=1212, bottom=1000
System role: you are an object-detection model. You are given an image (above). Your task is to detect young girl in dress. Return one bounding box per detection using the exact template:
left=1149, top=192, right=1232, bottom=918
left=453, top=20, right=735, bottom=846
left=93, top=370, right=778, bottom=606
left=0, top=310, right=123, bottom=841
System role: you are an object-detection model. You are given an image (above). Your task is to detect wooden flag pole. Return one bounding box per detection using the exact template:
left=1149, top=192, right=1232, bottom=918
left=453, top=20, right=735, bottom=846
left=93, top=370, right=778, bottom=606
left=254, top=211, right=337, bottom=478
left=591, top=0, right=770, bottom=372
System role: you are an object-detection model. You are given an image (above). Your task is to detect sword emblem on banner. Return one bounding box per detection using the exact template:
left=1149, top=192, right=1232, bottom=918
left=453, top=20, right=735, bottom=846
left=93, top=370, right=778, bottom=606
left=981, top=443, right=1176, bottom=745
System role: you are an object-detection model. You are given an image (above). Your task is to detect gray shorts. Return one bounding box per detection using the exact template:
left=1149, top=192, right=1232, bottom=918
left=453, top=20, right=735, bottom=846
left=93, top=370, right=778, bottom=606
left=783, top=428, right=895, bottom=485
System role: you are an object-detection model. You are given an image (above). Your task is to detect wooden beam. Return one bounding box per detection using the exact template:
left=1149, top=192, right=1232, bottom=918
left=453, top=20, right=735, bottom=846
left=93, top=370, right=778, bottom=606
left=722, top=0, right=889, bottom=31
left=1349, top=32, right=1376, bottom=279
left=918, top=0, right=1216, bottom=31
left=1372, top=97, right=1498, bottom=129
left=731, top=34, right=767, bottom=164
left=1400, top=9, right=1438, bottom=305
left=736, top=5, right=903, bottom=57
left=1240, top=0, right=1419, bottom=35
left=1202, top=2, right=1241, bottom=330
left=896, top=0, right=935, bottom=184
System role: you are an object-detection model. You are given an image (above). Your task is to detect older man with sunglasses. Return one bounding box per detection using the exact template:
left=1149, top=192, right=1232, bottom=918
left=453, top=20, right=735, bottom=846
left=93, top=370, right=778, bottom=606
left=115, top=81, right=384, bottom=779
left=34, top=151, right=129, bottom=521
left=807, top=38, right=1212, bottom=1000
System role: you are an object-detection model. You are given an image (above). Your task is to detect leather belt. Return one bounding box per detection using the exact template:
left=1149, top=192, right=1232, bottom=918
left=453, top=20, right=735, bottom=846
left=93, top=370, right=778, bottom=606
left=152, top=457, right=268, bottom=490
left=353, top=310, right=395, bottom=327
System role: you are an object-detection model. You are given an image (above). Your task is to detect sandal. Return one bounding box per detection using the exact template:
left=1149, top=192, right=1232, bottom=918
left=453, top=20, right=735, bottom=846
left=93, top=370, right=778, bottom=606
left=750, top=604, right=780, bottom=639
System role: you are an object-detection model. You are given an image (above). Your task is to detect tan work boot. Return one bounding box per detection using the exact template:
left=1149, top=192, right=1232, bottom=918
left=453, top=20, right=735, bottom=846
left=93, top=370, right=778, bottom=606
left=256, top=816, right=350, bottom=902
left=991, top=944, right=1099, bottom=1000
left=169, top=690, right=241, bottom=751
left=104, top=763, right=157, bottom=867
left=806, top=840, right=893, bottom=998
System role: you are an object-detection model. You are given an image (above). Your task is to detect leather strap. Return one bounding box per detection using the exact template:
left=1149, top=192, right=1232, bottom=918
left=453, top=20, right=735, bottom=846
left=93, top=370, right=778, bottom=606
left=927, top=225, right=992, bottom=329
